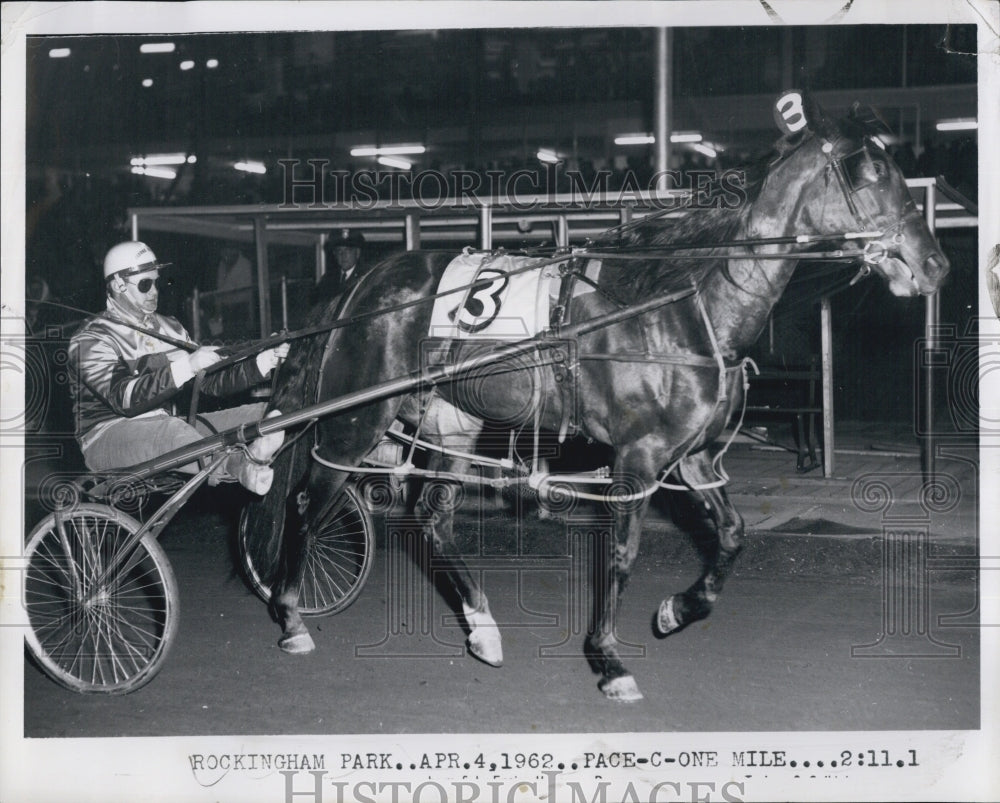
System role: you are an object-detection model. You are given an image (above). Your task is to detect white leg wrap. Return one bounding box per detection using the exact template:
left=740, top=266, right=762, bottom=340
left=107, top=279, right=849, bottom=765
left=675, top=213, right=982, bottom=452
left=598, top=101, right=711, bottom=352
left=600, top=675, right=643, bottom=702
left=463, top=603, right=503, bottom=667
left=656, top=597, right=680, bottom=636
left=278, top=630, right=315, bottom=655
left=249, top=409, right=285, bottom=463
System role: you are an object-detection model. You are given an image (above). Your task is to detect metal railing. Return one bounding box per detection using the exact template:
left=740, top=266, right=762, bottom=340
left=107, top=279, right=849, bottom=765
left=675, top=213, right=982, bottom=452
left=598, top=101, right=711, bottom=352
left=131, top=177, right=978, bottom=480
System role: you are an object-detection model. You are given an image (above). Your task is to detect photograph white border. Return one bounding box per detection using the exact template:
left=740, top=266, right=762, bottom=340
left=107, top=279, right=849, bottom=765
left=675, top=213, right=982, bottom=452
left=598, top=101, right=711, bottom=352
left=2, top=2, right=997, bottom=801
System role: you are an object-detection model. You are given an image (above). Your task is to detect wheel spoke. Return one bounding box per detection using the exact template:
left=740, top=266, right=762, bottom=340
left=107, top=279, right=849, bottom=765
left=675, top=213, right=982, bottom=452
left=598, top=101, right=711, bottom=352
left=310, top=549, right=358, bottom=588
left=24, top=506, right=176, bottom=693
left=241, top=487, right=373, bottom=616
left=305, top=560, right=348, bottom=601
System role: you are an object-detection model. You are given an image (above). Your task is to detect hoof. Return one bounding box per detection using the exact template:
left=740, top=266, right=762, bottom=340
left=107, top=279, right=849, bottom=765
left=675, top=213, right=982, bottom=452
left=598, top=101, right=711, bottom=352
left=463, top=603, right=503, bottom=666
left=600, top=674, right=643, bottom=702
left=467, top=628, right=503, bottom=667
left=278, top=630, right=316, bottom=655
left=655, top=596, right=682, bottom=638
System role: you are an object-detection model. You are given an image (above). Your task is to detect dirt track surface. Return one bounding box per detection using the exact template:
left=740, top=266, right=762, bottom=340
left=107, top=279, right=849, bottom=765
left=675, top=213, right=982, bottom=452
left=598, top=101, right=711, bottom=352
left=23, top=491, right=979, bottom=736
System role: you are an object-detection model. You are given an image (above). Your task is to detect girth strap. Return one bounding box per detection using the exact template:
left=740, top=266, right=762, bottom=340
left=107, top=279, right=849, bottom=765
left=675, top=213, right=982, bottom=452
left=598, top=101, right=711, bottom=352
left=693, top=289, right=729, bottom=405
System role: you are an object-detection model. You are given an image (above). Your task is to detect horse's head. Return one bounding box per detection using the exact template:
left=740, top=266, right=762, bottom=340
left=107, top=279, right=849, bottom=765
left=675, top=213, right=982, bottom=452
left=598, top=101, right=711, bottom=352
left=773, top=92, right=950, bottom=297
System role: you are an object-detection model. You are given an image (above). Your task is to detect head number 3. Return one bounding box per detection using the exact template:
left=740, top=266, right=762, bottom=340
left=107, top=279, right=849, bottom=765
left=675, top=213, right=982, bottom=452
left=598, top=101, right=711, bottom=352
left=774, top=91, right=808, bottom=135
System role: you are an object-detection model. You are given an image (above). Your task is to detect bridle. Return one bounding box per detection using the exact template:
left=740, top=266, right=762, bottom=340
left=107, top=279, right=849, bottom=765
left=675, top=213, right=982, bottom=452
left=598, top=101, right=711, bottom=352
left=819, top=137, right=924, bottom=283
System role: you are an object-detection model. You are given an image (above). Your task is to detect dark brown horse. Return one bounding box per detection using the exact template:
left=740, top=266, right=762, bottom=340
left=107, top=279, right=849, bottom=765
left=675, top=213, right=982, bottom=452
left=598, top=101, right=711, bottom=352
left=244, top=97, right=949, bottom=701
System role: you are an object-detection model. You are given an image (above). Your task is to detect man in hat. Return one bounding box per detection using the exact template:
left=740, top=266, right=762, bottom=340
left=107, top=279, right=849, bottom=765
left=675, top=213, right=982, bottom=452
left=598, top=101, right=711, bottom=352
left=313, top=227, right=366, bottom=304
left=68, top=240, right=290, bottom=494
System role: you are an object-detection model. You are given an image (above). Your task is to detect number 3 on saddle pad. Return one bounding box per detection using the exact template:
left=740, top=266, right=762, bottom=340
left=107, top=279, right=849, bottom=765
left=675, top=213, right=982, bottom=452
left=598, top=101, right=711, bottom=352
left=453, top=268, right=509, bottom=333
left=429, top=252, right=555, bottom=340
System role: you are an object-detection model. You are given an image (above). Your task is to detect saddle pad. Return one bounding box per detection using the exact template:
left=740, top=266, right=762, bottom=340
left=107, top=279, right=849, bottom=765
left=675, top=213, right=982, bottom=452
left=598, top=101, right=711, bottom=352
left=429, top=252, right=556, bottom=339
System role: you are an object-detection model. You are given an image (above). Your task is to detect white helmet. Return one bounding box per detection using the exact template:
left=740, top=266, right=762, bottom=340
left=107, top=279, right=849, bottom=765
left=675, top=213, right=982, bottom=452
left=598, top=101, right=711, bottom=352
left=103, top=241, right=171, bottom=280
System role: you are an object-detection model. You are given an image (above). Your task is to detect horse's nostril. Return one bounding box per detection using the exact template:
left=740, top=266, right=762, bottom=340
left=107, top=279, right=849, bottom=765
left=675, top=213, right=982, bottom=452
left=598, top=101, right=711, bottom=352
left=925, top=253, right=950, bottom=279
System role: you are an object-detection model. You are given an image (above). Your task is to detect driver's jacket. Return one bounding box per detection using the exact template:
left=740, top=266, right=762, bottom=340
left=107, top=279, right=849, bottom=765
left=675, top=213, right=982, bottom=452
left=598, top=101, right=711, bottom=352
left=69, top=300, right=265, bottom=449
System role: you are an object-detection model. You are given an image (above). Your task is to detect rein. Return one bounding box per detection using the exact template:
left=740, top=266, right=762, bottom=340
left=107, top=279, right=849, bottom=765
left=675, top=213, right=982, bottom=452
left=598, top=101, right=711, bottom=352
left=34, top=221, right=873, bottom=357
left=37, top=146, right=907, bottom=376
left=216, top=223, right=889, bottom=359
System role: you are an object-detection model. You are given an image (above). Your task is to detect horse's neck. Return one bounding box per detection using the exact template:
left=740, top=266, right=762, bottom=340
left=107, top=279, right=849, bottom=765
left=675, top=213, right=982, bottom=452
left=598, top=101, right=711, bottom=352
left=699, top=211, right=804, bottom=360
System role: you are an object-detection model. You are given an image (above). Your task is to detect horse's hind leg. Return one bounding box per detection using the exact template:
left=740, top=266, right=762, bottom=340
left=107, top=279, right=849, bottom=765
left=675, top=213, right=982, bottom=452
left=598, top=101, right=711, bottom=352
left=270, top=463, right=351, bottom=654
left=272, top=397, right=406, bottom=654
left=655, top=450, right=745, bottom=637
left=413, top=397, right=502, bottom=666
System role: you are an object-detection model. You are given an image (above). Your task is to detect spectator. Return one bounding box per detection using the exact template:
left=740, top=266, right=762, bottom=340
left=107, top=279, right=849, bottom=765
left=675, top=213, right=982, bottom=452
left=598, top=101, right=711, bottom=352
left=313, top=227, right=366, bottom=304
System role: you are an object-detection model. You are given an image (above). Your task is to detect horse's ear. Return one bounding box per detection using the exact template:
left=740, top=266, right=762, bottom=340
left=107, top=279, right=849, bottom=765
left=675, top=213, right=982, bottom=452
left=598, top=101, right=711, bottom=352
left=847, top=102, right=894, bottom=138
left=773, top=89, right=812, bottom=137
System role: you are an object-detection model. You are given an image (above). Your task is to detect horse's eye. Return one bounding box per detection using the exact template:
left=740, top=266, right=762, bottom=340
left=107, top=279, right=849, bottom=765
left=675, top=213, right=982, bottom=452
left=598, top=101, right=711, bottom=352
left=873, top=160, right=888, bottom=179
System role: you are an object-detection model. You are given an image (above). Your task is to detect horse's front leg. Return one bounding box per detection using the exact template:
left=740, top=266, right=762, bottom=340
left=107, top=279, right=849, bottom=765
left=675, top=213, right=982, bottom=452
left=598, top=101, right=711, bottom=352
left=655, top=449, right=744, bottom=637
left=584, top=443, right=659, bottom=703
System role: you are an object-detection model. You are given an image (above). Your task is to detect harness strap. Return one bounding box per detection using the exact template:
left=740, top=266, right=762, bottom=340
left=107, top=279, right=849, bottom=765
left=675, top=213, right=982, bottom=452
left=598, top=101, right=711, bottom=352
left=656, top=357, right=759, bottom=492
left=531, top=346, right=545, bottom=474
left=694, top=289, right=729, bottom=405
left=548, top=259, right=585, bottom=441
left=549, top=258, right=580, bottom=330
left=579, top=353, right=724, bottom=368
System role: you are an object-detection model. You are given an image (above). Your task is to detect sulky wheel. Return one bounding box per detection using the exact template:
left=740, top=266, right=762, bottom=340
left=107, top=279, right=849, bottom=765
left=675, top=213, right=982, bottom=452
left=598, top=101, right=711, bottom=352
left=239, top=483, right=374, bottom=616
left=23, top=503, right=179, bottom=694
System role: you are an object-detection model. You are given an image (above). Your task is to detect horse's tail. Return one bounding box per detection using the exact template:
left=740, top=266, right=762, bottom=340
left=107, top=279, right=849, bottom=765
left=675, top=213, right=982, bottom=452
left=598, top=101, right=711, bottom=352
left=240, top=428, right=313, bottom=591
left=241, top=293, right=341, bottom=585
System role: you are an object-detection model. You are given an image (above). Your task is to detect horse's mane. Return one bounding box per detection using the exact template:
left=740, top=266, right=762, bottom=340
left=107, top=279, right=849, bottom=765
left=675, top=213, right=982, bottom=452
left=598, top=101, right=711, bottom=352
left=591, top=152, right=774, bottom=302
left=591, top=105, right=884, bottom=303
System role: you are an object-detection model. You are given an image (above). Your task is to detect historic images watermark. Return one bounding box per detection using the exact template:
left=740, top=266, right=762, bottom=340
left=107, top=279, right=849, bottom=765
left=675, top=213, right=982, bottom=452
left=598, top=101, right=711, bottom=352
left=349, top=327, right=655, bottom=660
left=843, top=318, right=993, bottom=658
left=849, top=470, right=968, bottom=659
left=276, top=159, right=749, bottom=211
left=913, top=317, right=995, bottom=439
left=273, top=768, right=748, bottom=803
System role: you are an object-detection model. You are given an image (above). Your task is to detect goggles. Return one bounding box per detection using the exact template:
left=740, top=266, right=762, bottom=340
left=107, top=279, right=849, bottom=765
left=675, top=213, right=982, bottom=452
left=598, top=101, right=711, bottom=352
left=127, top=276, right=160, bottom=294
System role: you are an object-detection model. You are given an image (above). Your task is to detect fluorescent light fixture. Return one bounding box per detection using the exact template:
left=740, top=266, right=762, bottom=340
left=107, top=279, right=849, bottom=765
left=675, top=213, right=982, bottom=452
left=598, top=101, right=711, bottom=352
left=234, top=161, right=267, bottom=174
left=692, top=143, right=718, bottom=159
left=206, top=58, right=219, bottom=69
left=48, top=48, right=71, bottom=58
left=615, top=134, right=655, bottom=146
left=140, top=42, right=176, bottom=54
left=350, top=144, right=426, bottom=157
left=180, top=60, right=195, bottom=71
left=377, top=155, right=413, bottom=170
left=935, top=118, right=977, bottom=131
left=141, top=78, right=154, bottom=88
left=131, top=153, right=189, bottom=166
left=131, top=166, right=176, bottom=180
left=614, top=132, right=704, bottom=146
left=536, top=149, right=561, bottom=164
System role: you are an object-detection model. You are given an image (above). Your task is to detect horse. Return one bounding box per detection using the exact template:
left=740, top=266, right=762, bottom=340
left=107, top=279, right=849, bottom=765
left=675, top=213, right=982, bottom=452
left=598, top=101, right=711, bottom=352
left=243, top=96, right=949, bottom=702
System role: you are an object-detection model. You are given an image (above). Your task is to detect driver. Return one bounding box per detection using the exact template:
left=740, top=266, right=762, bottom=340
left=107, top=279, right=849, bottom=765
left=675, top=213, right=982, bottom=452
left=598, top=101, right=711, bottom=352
left=69, top=241, right=289, bottom=494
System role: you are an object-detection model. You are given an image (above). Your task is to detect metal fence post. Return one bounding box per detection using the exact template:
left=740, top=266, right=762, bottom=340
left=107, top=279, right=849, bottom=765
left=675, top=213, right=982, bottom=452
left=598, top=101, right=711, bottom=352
left=821, top=295, right=835, bottom=477
left=921, top=182, right=939, bottom=484
left=405, top=213, right=421, bottom=251
left=253, top=215, right=271, bottom=337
